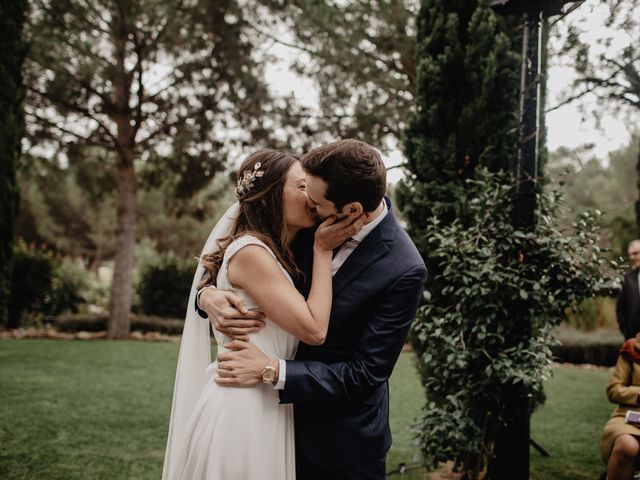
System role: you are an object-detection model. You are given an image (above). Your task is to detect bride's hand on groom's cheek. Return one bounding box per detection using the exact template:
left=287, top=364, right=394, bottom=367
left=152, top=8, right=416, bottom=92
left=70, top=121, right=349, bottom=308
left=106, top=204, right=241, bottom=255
left=315, top=213, right=367, bottom=251
left=215, top=340, right=267, bottom=388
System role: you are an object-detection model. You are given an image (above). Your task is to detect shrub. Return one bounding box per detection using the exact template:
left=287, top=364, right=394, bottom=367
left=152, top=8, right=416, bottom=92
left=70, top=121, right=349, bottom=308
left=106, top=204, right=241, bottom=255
left=7, top=243, right=55, bottom=328
left=552, top=325, right=623, bottom=366
left=51, top=313, right=184, bottom=335
left=411, top=169, right=618, bottom=475
left=51, top=313, right=107, bottom=332
left=6, top=242, right=92, bottom=328
left=564, top=296, right=618, bottom=331
left=137, top=254, right=196, bottom=318
left=47, top=258, right=92, bottom=315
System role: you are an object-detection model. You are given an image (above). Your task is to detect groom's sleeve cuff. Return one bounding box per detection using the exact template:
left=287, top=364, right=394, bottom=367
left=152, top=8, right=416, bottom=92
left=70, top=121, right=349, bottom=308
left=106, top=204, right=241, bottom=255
left=194, top=288, right=208, bottom=319
left=274, top=359, right=286, bottom=390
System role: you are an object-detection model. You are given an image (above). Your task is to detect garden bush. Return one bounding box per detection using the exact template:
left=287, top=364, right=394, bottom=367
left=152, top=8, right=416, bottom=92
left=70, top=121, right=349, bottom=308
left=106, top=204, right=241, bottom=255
left=564, top=296, right=618, bottom=331
left=410, top=169, right=618, bottom=475
left=47, top=258, right=92, bottom=315
left=552, top=325, right=623, bottom=366
left=6, top=242, right=94, bottom=328
left=7, top=243, right=55, bottom=328
left=137, top=254, right=195, bottom=318
left=51, top=313, right=185, bottom=335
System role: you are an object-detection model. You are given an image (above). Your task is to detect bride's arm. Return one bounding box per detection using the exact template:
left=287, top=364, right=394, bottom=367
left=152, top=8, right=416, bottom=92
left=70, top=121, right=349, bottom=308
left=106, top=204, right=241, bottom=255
left=228, top=235, right=333, bottom=345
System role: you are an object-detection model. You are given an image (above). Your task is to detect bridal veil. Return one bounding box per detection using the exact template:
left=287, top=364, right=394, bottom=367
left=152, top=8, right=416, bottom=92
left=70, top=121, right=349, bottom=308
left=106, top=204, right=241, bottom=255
left=162, top=202, right=239, bottom=480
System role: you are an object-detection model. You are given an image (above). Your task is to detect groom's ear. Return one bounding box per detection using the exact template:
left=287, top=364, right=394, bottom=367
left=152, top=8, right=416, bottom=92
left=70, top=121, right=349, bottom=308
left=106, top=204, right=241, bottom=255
left=341, top=202, right=364, bottom=219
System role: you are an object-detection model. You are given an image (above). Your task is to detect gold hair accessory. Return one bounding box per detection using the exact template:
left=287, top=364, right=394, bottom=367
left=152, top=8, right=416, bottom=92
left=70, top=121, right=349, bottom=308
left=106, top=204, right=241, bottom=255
left=235, top=162, right=264, bottom=198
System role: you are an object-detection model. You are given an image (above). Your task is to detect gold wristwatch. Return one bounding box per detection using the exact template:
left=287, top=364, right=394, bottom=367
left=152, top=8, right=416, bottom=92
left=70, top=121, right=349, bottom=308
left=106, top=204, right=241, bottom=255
left=261, top=358, right=278, bottom=385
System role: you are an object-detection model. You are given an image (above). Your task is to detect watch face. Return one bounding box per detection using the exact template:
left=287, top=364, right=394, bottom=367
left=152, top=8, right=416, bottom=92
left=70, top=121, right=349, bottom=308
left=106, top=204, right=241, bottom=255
left=263, top=367, right=276, bottom=383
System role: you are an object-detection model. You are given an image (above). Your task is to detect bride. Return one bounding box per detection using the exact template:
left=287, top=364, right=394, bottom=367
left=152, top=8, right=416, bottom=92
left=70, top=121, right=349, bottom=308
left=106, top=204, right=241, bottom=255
left=162, top=149, right=359, bottom=480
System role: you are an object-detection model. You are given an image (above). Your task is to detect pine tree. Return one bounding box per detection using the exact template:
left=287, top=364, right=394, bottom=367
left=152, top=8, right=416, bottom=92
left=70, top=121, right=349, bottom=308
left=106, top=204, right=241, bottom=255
left=264, top=0, right=419, bottom=151
left=24, top=0, right=275, bottom=338
left=0, top=0, right=28, bottom=326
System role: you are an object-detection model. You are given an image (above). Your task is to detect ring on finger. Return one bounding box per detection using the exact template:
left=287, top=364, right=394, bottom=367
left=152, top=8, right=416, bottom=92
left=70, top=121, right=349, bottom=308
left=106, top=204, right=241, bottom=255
left=228, top=327, right=236, bottom=336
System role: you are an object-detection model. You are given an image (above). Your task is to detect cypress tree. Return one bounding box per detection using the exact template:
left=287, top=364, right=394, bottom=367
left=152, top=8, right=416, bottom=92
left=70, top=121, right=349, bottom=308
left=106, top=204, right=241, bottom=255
left=398, top=0, right=522, bottom=472
left=400, top=0, right=520, bottom=348
left=399, top=0, right=520, bottom=232
left=0, top=0, right=28, bottom=326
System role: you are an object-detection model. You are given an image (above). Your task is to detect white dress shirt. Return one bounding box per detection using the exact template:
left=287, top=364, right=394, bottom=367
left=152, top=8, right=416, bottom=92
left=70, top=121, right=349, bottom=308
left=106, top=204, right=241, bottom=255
left=275, top=201, right=389, bottom=390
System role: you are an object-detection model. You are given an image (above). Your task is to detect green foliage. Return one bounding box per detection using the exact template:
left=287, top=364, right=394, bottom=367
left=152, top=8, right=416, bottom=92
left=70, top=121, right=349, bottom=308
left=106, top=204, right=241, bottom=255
left=16, top=154, right=116, bottom=262
left=551, top=0, right=640, bottom=233
left=7, top=242, right=92, bottom=328
left=546, top=139, right=639, bottom=257
left=552, top=326, right=623, bottom=366
left=47, top=260, right=93, bottom=317
left=267, top=0, right=419, bottom=150
left=564, top=297, right=618, bottom=331
left=25, top=0, right=275, bottom=161
left=7, top=243, right=55, bottom=328
left=137, top=255, right=195, bottom=319
left=51, top=313, right=185, bottom=335
left=136, top=173, right=237, bottom=259
left=24, top=0, right=279, bottom=335
left=412, top=169, right=615, bottom=474
left=551, top=0, right=639, bottom=118
left=398, top=0, right=520, bottom=236
left=399, top=2, right=522, bottom=471
left=0, top=0, right=28, bottom=324
left=16, top=154, right=236, bottom=263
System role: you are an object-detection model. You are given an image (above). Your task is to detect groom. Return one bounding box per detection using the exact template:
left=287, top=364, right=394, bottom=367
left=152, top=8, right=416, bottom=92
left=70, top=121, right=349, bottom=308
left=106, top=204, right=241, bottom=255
left=198, top=139, right=427, bottom=479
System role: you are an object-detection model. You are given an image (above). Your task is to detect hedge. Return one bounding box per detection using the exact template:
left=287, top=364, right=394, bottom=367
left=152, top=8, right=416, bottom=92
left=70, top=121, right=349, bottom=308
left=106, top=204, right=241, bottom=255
left=49, top=313, right=186, bottom=336
left=552, top=327, right=623, bottom=367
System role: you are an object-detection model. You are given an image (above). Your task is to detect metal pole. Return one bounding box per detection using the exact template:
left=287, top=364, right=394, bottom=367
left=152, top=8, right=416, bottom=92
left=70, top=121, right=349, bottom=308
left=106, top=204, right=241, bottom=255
left=514, top=9, right=541, bottom=231
left=491, top=8, right=542, bottom=480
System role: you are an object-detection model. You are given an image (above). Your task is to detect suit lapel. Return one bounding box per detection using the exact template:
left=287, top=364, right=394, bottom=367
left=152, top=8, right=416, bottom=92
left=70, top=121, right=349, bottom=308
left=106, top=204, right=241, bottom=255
left=332, top=229, right=389, bottom=295
left=332, top=200, right=398, bottom=295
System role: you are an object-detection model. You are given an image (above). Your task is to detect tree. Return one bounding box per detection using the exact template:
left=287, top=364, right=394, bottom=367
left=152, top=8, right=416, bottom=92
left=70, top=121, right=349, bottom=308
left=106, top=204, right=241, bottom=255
left=398, top=0, right=523, bottom=474
left=24, top=0, right=275, bottom=337
left=399, top=0, right=520, bottom=227
left=16, top=153, right=117, bottom=268
left=551, top=0, right=640, bottom=231
left=546, top=137, right=640, bottom=255
left=414, top=169, right=612, bottom=477
left=0, top=0, right=28, bottom=326
left=15, top=153, right=235, bottom=268
left=263, top=0, right=419, bottom=151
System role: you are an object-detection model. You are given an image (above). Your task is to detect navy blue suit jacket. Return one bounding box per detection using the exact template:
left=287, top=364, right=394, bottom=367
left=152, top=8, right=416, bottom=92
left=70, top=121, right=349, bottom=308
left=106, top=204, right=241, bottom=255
left=285, top=200, right=427, bottom=469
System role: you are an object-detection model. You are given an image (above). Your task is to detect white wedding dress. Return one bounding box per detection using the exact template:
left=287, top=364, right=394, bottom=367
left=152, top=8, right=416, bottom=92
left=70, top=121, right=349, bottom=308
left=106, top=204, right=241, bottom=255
left=168, top=235, right=298, bottom=480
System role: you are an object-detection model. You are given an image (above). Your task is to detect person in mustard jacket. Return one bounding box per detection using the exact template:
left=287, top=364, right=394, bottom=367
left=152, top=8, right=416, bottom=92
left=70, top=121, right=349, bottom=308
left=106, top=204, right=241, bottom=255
left=601, top=334, right=640, bottom=479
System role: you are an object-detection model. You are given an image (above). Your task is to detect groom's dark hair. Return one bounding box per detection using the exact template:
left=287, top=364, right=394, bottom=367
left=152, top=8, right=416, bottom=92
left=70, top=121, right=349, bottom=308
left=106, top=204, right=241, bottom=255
left=300, top=139, right=386, bottom=212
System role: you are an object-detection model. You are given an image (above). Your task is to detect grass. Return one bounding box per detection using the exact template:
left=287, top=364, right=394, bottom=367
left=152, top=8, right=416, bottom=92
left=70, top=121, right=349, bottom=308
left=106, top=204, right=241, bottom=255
left=530, top=366, right=612, bottom=480
left=0, top=339, right=614, bottom=479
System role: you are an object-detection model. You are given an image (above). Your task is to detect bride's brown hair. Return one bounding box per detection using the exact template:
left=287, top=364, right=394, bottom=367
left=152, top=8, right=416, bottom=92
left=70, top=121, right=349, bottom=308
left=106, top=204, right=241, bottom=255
left=199, top=149, right=302, bottom=289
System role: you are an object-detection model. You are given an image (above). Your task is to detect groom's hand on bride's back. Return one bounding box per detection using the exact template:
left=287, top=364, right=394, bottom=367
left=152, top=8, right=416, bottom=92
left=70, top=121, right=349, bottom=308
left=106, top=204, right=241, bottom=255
left=200, top=288, right=266, bottom=341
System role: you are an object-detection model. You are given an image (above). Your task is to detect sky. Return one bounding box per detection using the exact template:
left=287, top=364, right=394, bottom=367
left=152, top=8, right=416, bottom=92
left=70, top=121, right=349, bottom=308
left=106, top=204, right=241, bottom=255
left=262, top=1, right=635, bottom=184
left=545, top=0, right=635, bottom=163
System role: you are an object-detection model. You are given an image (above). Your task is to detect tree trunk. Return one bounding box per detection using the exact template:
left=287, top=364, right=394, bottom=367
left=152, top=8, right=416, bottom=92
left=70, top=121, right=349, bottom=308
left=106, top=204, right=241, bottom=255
left=635, top=143, right=640, bottom=237
left=0, top=0, right=26, bottom=326
left=107, top=159, right=136, bottom=339
left=107, top=10, right=136, bottom=339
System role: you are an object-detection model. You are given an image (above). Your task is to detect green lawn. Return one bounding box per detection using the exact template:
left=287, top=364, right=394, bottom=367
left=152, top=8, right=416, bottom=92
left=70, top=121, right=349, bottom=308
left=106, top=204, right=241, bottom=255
left=0, top=340, right=614, bottom=479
